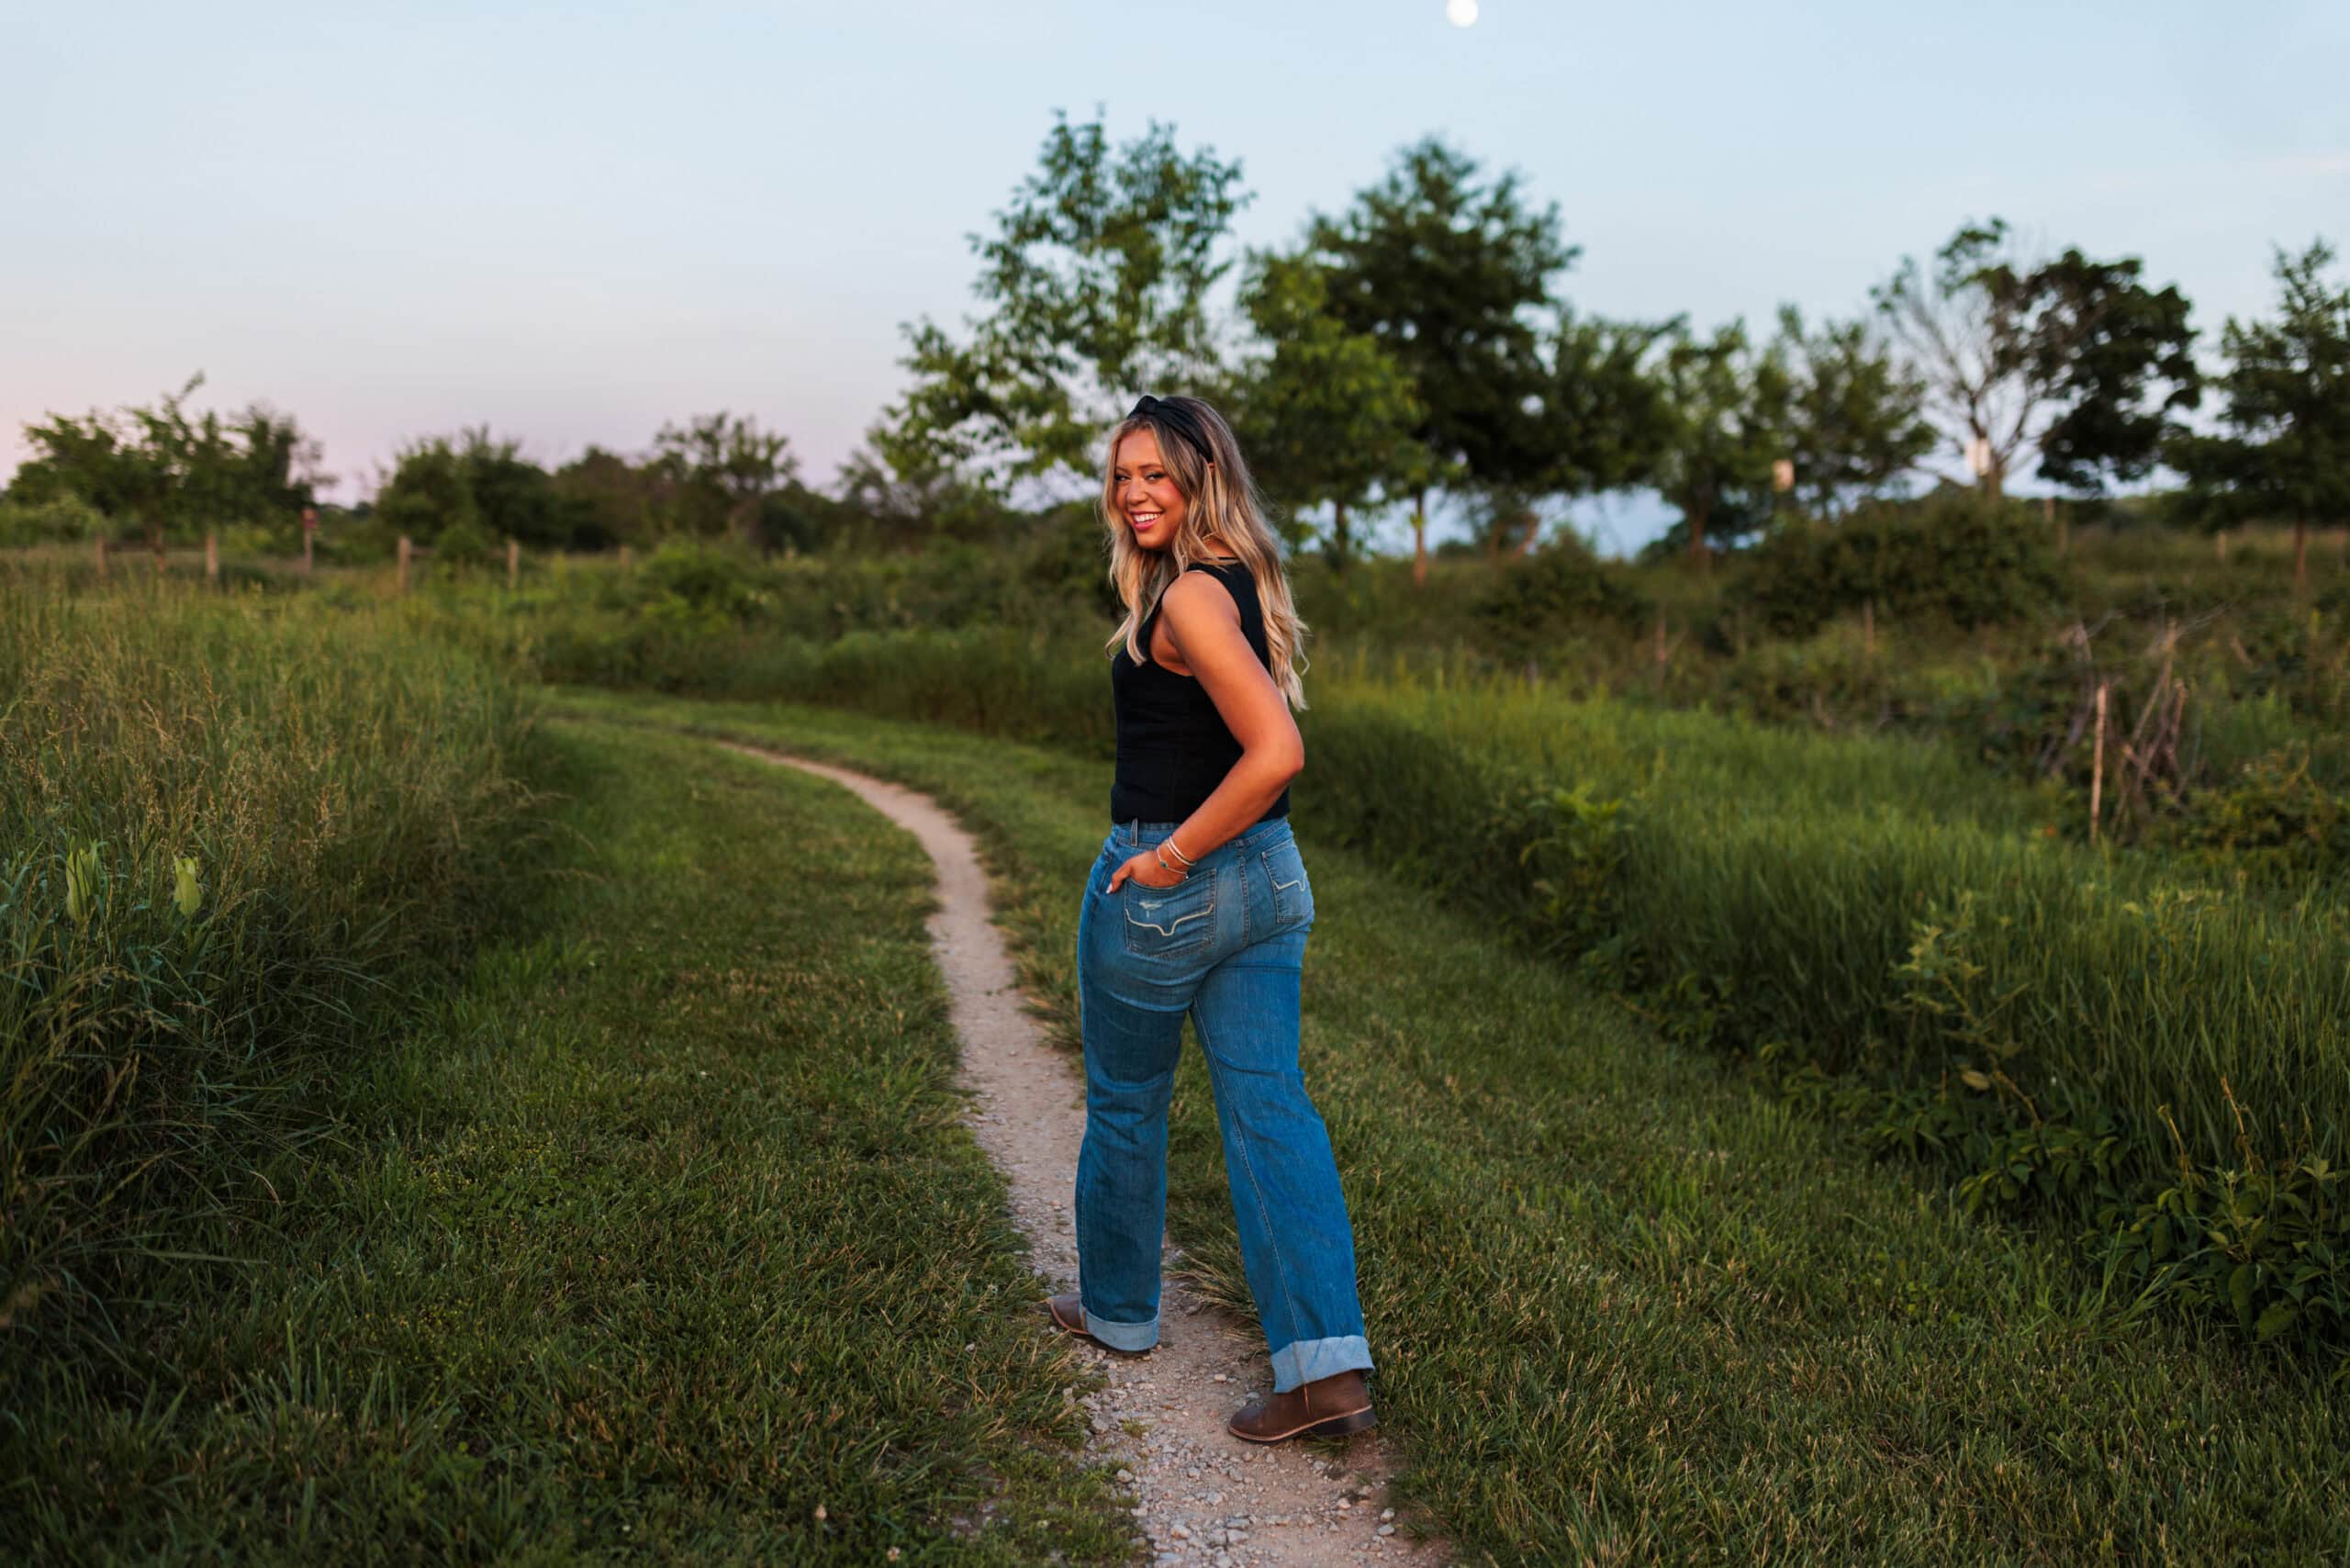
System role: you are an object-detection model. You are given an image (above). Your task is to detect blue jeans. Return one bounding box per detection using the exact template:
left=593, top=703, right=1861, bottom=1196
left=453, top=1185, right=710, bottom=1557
left=1073, top=814, right=1373, bottom=1394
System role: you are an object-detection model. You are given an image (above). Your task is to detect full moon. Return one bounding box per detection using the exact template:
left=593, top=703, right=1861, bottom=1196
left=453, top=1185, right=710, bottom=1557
left=1447, top=0, right=1479, bottom=25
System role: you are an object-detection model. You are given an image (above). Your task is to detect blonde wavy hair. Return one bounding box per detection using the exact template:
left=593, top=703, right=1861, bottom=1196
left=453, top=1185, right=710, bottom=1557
left=1099, top=394, right=1310, bottom=711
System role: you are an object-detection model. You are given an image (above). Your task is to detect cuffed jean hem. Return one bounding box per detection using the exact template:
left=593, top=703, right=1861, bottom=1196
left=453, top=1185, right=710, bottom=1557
left=1084, top=1308, right=1160, bottom=1353
left=1269, top=1334, right=1374, bottom=1394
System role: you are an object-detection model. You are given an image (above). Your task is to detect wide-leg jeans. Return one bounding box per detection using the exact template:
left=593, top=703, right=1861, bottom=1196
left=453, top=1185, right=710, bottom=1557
left=1072, top=814, right=1373, bottom=1394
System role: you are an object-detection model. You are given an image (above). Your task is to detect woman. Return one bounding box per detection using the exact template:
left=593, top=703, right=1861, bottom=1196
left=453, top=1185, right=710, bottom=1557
left=1045, top=392, right=1376, bottom=1444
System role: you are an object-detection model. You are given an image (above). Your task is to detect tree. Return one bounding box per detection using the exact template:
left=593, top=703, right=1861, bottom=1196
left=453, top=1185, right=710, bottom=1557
left=11, top=408, right=170, bottom=538
left=14, top=374, right=326, bottom=551
left=1225, top=250, right=1427, bottom=568
left=882, top=109, right=1251, bottom=490
left=2026, top=252, right=2200, bottom=495
left=1874, top=218, right=2198, bottom=499
left=551, top=446, right=663, bottom=548
left=375, top=428, right=567, bottom=548
left=1650, top=320, right=1789, bottom=567
left=1769, top=305, right=1935, bottom=517
left=2170, top=240, right=2350, bottom=594
left=1503, top=311, right=1678, bottom=556
left=834, top=431, right=1013, bottom=550
left=652, top=412, right=798, bottom=543
left=1304, top=136, right=1577, bottom=582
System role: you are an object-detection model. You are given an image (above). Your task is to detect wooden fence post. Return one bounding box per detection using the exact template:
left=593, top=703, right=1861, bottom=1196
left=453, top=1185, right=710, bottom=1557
left=1863, top=598, right=1876, bottom=657
left=95, top=536, right=108, bottom=580
left=205, top=532, right=219, bottom=586
left=397, top=534, right=412, bottom=593
left=2089, top=682, right=2109, bottom=845
left=506, top=536, right=520, bottom=588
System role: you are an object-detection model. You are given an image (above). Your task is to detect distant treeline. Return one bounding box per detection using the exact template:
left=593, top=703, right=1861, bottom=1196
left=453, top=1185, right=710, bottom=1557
left=6, top=114, right=2347, bottom=580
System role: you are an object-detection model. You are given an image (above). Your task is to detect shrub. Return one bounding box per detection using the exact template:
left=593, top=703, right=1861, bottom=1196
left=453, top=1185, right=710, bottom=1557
left=1743, top=491, right=2065, bottom=636
left=2156, top=745, right=2349, bottom=881
left=633, top=537, right=769, bottom=617
left=431, top=519, right=497, bottom=570
left=1469, top=534, right=1650, bottom=659
left=0, top=496, right=106, bottom=546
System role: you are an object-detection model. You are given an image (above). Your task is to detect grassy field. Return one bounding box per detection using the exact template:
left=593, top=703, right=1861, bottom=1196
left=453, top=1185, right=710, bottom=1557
left=462, top=593, right=2350, bottom=1357
left=2, top=591, right=1129, bottom=1562
left=552, top=688, right=2350, bottom=1564
left=11, top=547, right=2350, bottom=1559
left=0, top=586, right=535, bottom=1393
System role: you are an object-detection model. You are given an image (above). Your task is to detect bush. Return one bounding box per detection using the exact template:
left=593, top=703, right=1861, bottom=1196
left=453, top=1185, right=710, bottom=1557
left=431, top=519, right=496, bottom=569
left=632, top=537, right=768, bottom=616
left=0, top=496, right=106, bottom=547
left=1743, top=491, right=2065, bottom=636
left=1470, top=533, right=1651, bottom=659
left=2156, top=745, right=2350, bottom=882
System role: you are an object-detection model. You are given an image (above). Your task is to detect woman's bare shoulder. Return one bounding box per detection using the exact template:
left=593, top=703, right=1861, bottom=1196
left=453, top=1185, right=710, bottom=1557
left=1159, top=566, right=1243, bottom=624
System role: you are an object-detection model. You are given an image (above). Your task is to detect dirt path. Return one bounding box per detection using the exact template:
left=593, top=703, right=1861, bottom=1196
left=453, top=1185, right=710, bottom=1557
left=724, top=745, right=1442, bottom=1568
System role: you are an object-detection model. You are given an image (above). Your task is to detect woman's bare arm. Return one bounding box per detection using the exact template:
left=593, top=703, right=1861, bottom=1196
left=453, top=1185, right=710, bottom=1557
left=1106, top=572, right=1302, bottom=891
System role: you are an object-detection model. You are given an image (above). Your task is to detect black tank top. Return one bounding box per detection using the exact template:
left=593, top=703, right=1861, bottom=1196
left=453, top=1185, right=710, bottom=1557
left=1109, top=558, right=1292, bottom=825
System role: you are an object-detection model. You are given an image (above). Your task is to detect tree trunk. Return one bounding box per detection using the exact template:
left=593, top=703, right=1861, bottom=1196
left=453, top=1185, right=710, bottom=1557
left=1687, top=498, right=1710, bottom=571
left=1511, top=508, right=1538, bottom=559
left=1331, top=498, right=1350, bottom=574
left=1412, top=490, right=1428, bottom=588
left=2296, top=519, right=2310, bottom=598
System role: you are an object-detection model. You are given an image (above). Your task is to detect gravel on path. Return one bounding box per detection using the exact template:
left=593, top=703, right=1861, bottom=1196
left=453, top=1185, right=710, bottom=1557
left=726, top=745, right=1444, bottom=1568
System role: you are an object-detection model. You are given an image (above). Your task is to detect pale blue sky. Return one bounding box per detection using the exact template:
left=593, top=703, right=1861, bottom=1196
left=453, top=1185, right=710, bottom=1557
left=5, top=1, right=2344, bottom=551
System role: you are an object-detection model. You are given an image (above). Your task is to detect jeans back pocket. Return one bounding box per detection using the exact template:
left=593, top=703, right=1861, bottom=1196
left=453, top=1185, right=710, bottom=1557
left=1122, top=866, right=1220, bottom=958
left=1260, top=839, right=1315, bottom=930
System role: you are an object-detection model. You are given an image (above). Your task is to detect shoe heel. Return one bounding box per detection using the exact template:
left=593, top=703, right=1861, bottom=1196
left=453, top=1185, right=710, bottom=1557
left=1309, top=1406, right=1377, bottom=1439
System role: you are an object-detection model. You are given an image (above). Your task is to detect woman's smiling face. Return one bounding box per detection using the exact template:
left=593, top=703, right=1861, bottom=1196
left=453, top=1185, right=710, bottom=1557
left=1113, top=427, right=1189, bottom=550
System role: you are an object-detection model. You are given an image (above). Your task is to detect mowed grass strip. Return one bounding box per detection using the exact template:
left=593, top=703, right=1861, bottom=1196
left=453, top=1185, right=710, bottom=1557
left=6, top=718, right=1129, bottom=1564
left=557, top=688, right=2350, bottom=1565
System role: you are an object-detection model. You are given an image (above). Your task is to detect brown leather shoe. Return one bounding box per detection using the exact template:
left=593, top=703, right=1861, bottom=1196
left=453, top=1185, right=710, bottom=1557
left=1045, top=1293, right=1153, bottom=1357
left=1225, top=1369, right=1376, bottom=1443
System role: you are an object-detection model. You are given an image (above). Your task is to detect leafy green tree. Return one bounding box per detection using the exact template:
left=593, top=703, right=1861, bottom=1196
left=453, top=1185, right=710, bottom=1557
left=652, top=412, right=798, bottom=543
left=11, top=409, right=169, bottom=537
left=1304, top=136, right=1577, bottom=581
left=2025, top=252, right=2201, bottom=494
left=1651, top=320, right=1791, bottom=567
left=1486, top=312, right=1680, bottom=557
left=552, top=445, right=664, bottom=548
left=1874, top=218, right=2198, bottom=499
left=2170, top=240, right=2350, bottom=594
left=882, top=109, right=1250, bottom=489
left=375, top=428, right=567, bottom=547
left=835, top=431, right=1014, bottom=550
left=1225, top=250, right=1427, bottom=568
left=1768, top=306, right=1936, bottom=517
left=14, top=374, right=324, bottom=549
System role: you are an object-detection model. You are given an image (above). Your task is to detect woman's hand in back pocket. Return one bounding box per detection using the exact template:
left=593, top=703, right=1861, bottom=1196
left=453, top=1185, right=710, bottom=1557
left=1108, top=849, right=1187, bottom=892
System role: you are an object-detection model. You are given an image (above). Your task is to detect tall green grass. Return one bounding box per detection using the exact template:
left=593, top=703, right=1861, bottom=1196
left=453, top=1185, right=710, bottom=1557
left=497, top=617, right=2350, bottom=1354
left=0, top=583, right=535, bottom=1392
left=559, top=689, right=2350, bottom=1562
